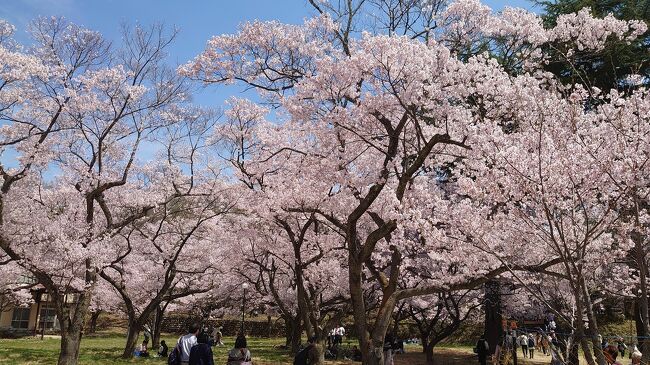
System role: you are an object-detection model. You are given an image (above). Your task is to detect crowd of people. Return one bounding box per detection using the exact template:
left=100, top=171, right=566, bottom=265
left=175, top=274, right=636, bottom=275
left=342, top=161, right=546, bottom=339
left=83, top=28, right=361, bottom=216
left=475, top=331, right=645, bottom=365
left=145, top=323, right=351, bottom=365
left=601, top=338, right=643, bottom=365
left=157, top=323, right=252, bottom=365
left=129, top=319, right=650, bottom=365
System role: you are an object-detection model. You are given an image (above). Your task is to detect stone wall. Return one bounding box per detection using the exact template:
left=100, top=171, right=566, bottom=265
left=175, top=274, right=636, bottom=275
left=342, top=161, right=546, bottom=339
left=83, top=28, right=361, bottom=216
left=161, top=316, right=286, bottom=337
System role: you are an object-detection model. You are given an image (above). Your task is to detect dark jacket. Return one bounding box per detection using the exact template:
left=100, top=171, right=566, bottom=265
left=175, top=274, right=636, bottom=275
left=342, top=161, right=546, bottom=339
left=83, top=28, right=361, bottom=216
left=476, top=339, right=489, bottom=357
left=189, top=343, right=214, bottom=365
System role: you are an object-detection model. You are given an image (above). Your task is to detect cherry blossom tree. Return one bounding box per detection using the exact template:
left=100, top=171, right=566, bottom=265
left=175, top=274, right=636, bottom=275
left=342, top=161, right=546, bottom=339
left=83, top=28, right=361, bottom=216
left=405, top=291, right=481, bottom=365
left=215, top=98, right=351, bottom=357
left=0, top=261, right=34, bottom=313
left=100, top=106, right=238, bottom=358
left=182, top=3, right=647, bottom=364
left=0, top=18, right=193, bottom=365
left=452, top=76, right=649, bottom=365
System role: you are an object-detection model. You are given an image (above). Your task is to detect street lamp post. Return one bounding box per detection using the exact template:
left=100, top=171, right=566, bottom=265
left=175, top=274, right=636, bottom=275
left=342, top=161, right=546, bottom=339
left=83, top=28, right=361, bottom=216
left=241, top=283, right=249, bottom=334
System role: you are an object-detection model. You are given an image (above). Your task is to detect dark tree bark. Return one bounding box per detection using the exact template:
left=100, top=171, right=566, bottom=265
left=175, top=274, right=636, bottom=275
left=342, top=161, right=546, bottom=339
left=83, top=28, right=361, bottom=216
left=484, top=280, right=503, bottom=356
left=88, top=310, right=101, bottom=334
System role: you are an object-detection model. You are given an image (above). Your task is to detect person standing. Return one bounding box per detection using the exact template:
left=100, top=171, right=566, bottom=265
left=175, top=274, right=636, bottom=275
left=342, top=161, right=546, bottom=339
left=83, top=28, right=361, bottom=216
left=189, top=332, right=214, bottom=365
left=143, top=324, right=152, bottom=344
left=178, top=323, right=200, bottom=365
left=212, top=326, right=223, bottom=346
left=617, top=340, right=627, bottom=358
left=631, top=346, right=642, bottom=365
left=603, top=343, right=618, bottom=364
left=335, top=325, right=345, bottom=345
left=475, top=335, right=489, bottom=365
left=518, top=333, right=528, bottom=358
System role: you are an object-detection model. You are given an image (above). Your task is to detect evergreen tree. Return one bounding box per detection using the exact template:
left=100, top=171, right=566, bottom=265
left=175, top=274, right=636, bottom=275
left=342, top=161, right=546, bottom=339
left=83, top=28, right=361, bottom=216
left=538, top=0, right=650, bottom=92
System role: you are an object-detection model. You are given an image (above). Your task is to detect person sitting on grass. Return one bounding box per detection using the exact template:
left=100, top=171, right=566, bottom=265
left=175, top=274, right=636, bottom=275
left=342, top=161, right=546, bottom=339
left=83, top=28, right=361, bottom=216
left=189, top=332, right=214, bottom=365
left=158, top=340, right=168, bottom=357
left=139, top=341, right=150, bottom=357
left=293, top=336, right=318, bottom=365
left=226, top=334, right=252, bottom=365
left=352, top=346, right=362, bottom=362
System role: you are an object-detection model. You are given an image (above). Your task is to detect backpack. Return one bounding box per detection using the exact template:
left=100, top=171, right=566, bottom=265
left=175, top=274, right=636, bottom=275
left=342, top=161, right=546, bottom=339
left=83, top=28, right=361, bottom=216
left=528, top=338, right=534, bottom=347
left=293, top=344, right=313, bottom=365
left=167, top=346, right=180, bottom=365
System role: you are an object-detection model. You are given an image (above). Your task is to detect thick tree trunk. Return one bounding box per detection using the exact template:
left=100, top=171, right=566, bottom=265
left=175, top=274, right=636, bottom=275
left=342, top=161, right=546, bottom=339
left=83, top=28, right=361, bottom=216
left=54, top=278, right=94, bottom=365
left=568, top=337, right=580, bottom=365
left=284, top=319, right=292, bottom=347
left=580, top=279, right=606, bottom=365
left=88, top=311, right=101, bottom=334
left=55, top=295, right=92, bottom=365
left=122, top=322, right=141, bottom=358
left=314, top=342, right=326, bottom=365
left=424, top=340, right=435, bottom=365
left=120, top=303, right=161, bottom=358
left=349, top=255, right=384, bottom=365
left=152, top=305, right=165, bottom=349
left=58, top=327, right=83, bottom=365
left=632, top=229, right=650, bottom=365
left=483, top=280, right=503, bottom=356
left=290, top=317, right=302, bottom=354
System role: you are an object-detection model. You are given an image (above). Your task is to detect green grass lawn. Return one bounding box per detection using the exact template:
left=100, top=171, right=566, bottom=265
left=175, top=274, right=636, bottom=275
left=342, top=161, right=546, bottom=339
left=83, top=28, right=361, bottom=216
left=0, top=335, right=572, bottom=365
left=0, top=335, right=297, bottom=365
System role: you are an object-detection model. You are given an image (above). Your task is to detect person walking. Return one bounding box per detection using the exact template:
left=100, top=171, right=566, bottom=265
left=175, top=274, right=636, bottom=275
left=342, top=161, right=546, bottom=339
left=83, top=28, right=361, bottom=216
left=518, top=333, right=528, bottom=358
left=178, top=323, right=200, bottom=365
left=475, top=335, right=489, bottom=365
left=541, top=335, right=549, bottom=355
left=528, top=334, right=535, bottom=359
left=226, top=334, right=252, bottom=365
left=189, top=332, right=214, bottom=365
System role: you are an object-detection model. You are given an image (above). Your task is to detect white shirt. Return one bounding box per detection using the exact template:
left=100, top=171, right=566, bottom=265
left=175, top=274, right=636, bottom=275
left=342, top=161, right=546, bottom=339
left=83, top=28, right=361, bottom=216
left=519, top=335, right=528, bottom=346
left=335, top=327, right=345, bottom=336
left=177, top=334, right=197, bottom=362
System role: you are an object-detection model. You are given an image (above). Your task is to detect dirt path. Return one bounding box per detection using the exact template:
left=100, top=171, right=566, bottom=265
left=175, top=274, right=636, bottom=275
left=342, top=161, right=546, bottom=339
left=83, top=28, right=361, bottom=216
left=392, top=347, right=633, bottom=365
left=390, top=348, right=552, bottom=365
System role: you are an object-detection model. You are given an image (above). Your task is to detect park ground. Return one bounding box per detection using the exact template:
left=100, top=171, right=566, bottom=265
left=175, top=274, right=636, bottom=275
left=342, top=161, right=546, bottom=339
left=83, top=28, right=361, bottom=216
left=0, top=333, right=631, bottom=365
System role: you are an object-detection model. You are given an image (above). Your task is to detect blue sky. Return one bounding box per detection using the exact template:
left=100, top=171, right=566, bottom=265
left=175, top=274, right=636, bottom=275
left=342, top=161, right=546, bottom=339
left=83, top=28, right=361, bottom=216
left=1, top=0, right=537, bottom=107
left=1, top=1, right=537, bottom=65
left=0, top=0, right=536, bottom=168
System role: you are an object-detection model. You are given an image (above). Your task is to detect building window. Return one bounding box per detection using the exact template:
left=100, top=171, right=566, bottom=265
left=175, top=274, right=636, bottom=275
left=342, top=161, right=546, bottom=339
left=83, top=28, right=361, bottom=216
left=39, top=306, right=57, bottom=330
left=11, top=307, right=30, bottom=329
